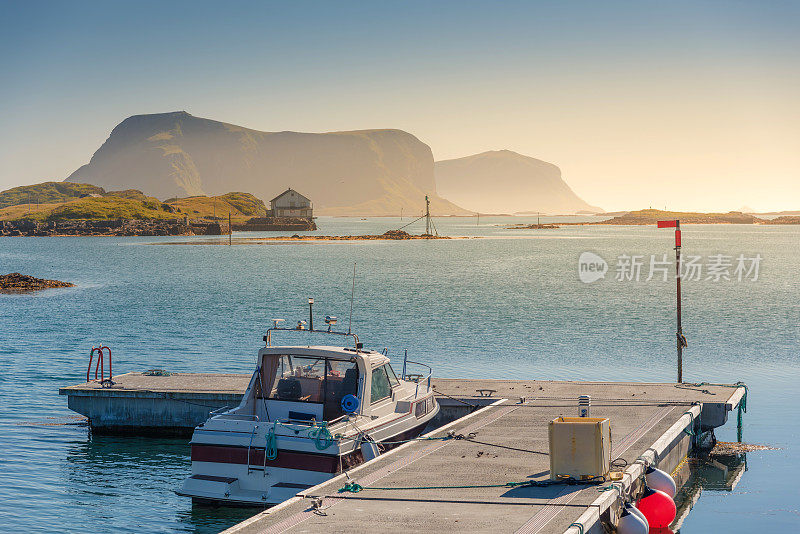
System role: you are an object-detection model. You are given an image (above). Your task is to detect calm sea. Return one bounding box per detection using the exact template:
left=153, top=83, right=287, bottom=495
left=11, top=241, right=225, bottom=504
left=1, top=216, right=798, bottom=532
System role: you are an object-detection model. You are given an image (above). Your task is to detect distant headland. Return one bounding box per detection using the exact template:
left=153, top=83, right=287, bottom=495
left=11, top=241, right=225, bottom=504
left=18, top=110, right=599, bottom=217
left=0, top=182, right=315, bottom=236
left=588, top=209, right=799, bottom=225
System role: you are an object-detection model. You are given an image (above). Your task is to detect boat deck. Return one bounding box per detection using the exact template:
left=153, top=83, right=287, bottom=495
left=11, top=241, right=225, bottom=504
left=222, top=379, right=745, bottom=534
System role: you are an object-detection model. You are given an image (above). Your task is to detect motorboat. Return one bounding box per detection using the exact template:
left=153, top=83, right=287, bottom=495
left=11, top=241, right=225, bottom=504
left=178, top=317, right=439, bottom=506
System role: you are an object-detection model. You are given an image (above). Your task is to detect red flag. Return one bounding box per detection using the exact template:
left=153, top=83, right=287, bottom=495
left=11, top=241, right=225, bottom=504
left=657, top=220, right=678, bottom=228
left=675, top=229, right=681, bottom=247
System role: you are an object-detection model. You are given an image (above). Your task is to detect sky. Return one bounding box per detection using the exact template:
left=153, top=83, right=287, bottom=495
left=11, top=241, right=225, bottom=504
left=1, top=0, right=799, bottom=212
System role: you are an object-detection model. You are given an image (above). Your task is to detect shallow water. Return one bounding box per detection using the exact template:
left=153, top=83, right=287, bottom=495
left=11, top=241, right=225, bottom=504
left=1, top=216, right=798, bottom=532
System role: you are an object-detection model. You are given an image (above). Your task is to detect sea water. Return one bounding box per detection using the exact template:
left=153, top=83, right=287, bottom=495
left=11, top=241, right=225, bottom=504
left=1, top=216, right=798, bottom=532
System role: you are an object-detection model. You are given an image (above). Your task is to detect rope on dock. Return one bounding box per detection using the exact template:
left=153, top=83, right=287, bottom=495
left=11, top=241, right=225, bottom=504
left=338, top=475, right=606, bottom=494
left=431, top=388, right=482, bottom=409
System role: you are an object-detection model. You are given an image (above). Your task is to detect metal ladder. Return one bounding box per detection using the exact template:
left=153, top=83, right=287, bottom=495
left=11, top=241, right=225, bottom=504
left=246, top=425, right=270, bottom=476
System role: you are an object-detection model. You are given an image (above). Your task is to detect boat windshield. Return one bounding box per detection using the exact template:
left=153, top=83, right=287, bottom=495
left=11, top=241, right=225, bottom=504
left=262, top=355, right=360, bottom=421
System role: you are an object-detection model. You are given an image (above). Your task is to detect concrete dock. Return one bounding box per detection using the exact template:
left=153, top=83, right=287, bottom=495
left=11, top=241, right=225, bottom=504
left=59, top=373, right=746, bottom=532
left=221, top=380, right=745, bottom=534
left=59, top=372, right=249, bottom=434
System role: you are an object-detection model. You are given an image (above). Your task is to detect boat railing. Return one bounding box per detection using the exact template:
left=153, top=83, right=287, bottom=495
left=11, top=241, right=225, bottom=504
left=211, top=409, right=259, bottom=421
left=401, top=353, right=432, bottom=399
left=264, top=326, right=360, bottom=349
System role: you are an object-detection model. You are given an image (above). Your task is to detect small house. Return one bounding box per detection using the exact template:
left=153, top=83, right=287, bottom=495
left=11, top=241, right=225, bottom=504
left=270, top=188, right=313, bottom=219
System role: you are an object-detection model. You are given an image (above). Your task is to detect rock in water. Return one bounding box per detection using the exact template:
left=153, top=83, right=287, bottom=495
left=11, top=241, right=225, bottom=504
left=0, top=273, right=74, bottom=292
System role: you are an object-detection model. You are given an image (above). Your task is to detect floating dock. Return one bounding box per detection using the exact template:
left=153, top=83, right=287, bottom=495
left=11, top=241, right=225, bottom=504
left=60, top=373, right=745, bottom=532
left=59, top=372, right=249, bottom=434
left=221, top=380, right=745, bottom=534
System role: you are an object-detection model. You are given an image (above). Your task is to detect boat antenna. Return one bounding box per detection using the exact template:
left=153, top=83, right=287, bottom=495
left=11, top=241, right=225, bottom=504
left=348, top=262, right=356, bottom=334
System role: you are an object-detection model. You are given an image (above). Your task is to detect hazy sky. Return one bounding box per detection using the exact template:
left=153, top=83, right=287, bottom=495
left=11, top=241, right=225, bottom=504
left=2, top=1, right=798, bottom=212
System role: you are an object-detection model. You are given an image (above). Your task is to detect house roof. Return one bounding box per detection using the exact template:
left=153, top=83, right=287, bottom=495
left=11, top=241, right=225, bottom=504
left=270, top=188, right=311, bottom=204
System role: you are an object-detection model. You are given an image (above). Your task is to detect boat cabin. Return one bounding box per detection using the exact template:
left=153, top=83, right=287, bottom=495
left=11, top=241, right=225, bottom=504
left=238, top=346, right=401, bottom=424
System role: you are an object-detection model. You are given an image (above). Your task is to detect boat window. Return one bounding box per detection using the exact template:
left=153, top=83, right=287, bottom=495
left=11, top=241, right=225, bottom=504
left=262, top=354, right=360, bottom=420
left=384, top=364, right=400, bottom=387
left=267, top=355, right=326, bottom=402
left=371, top=366, right=391, bottom=403
left=324, top=359, right=360, bottom=420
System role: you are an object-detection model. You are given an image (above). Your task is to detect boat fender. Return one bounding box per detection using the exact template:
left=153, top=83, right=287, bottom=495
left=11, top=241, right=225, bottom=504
left=625, top=502, right=649, bottom=530
left=617, top=504, right=648, bottom=534
left=645, top=465, right=677, bottom=498
left=360, top=435, right=380, bottom=462
left=341, top=394, right=360, bottom=414
left=637, top=485, right=676, bottom=528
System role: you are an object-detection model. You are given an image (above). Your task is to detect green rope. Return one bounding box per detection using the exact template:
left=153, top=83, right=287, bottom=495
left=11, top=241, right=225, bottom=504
left=677, top=381, right=747, bottom=439
left=308, top=421, right=335, bottom=450
left=569, top=523, right=585, bottom=534
left=682, top=406, right=703, bottom=448
left=736, top=382, right=748, bottom=443
left=265, top=426, right=278, bottom=460
left=683, top=410, right=696, bottom=436
left=338, top=477, right=605, bottom=493
left=265, top=420, right=340, bottom=460
left=678, top=381, right=748, bottom=443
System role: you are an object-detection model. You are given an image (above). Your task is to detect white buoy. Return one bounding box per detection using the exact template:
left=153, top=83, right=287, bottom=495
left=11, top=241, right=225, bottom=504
left=646, top=465, right=677, bottom=498
left=617, top=504, right=648, bottom=534
left=360, top=436, right=380, bottom=462
left=626, top=502, right=649, bottom=531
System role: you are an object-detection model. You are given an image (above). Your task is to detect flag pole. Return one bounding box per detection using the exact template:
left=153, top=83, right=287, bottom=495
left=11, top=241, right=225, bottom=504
left=675, top=220, right=683, bottom=383
left=658, top=218, right=686, bottom=383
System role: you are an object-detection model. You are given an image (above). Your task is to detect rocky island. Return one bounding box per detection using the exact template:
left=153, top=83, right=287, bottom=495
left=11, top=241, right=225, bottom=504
left=0, top=183, right=315, bottom=236
left=593, top=209, right=761, bottom=225
left=505, top=223, right=560, bottom=229
left=0, top=273, right=74, bottom=292
left=161, top=229, right=455, bottom=245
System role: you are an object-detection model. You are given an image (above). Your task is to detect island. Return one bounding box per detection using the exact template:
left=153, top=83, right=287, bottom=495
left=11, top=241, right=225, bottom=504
left=581, top=209, right=800, bottom=225
left=0, top=183, right=315, bottom=236
left=157, top=229, right=454, bottom=245
left=505, top=223, right=560, bottom=229
left=0, top=273, right=74, bottom=292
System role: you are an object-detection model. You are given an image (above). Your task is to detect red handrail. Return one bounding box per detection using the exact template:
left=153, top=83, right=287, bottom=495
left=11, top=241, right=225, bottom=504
left=87, top=347, right=99, bottom=381
left=87, top=345, right=113, bottom=383
left=100, top=346, right=112, bottom=382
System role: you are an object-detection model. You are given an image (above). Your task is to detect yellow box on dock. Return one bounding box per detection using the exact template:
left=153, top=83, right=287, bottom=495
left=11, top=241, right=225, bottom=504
left=548, top=416, right=611, bottom=480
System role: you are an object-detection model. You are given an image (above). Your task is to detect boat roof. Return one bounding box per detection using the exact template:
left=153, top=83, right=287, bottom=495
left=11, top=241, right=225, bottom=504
left=259, top=345, right=390, bottom=367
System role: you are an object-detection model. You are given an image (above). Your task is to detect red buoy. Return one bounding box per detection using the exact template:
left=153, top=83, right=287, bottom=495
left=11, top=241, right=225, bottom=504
left=637, top=486, right=676, bottom=528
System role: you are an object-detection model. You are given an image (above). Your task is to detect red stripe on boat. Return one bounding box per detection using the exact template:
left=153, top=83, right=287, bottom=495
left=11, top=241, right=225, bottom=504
left=191, top=444, right=346, bottom=473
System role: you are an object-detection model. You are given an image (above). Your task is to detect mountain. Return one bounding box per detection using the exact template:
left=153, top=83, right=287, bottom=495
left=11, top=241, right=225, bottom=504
left=66, top=111, right=467, bottom=216
left=434, top=150, right=601, bottom=215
